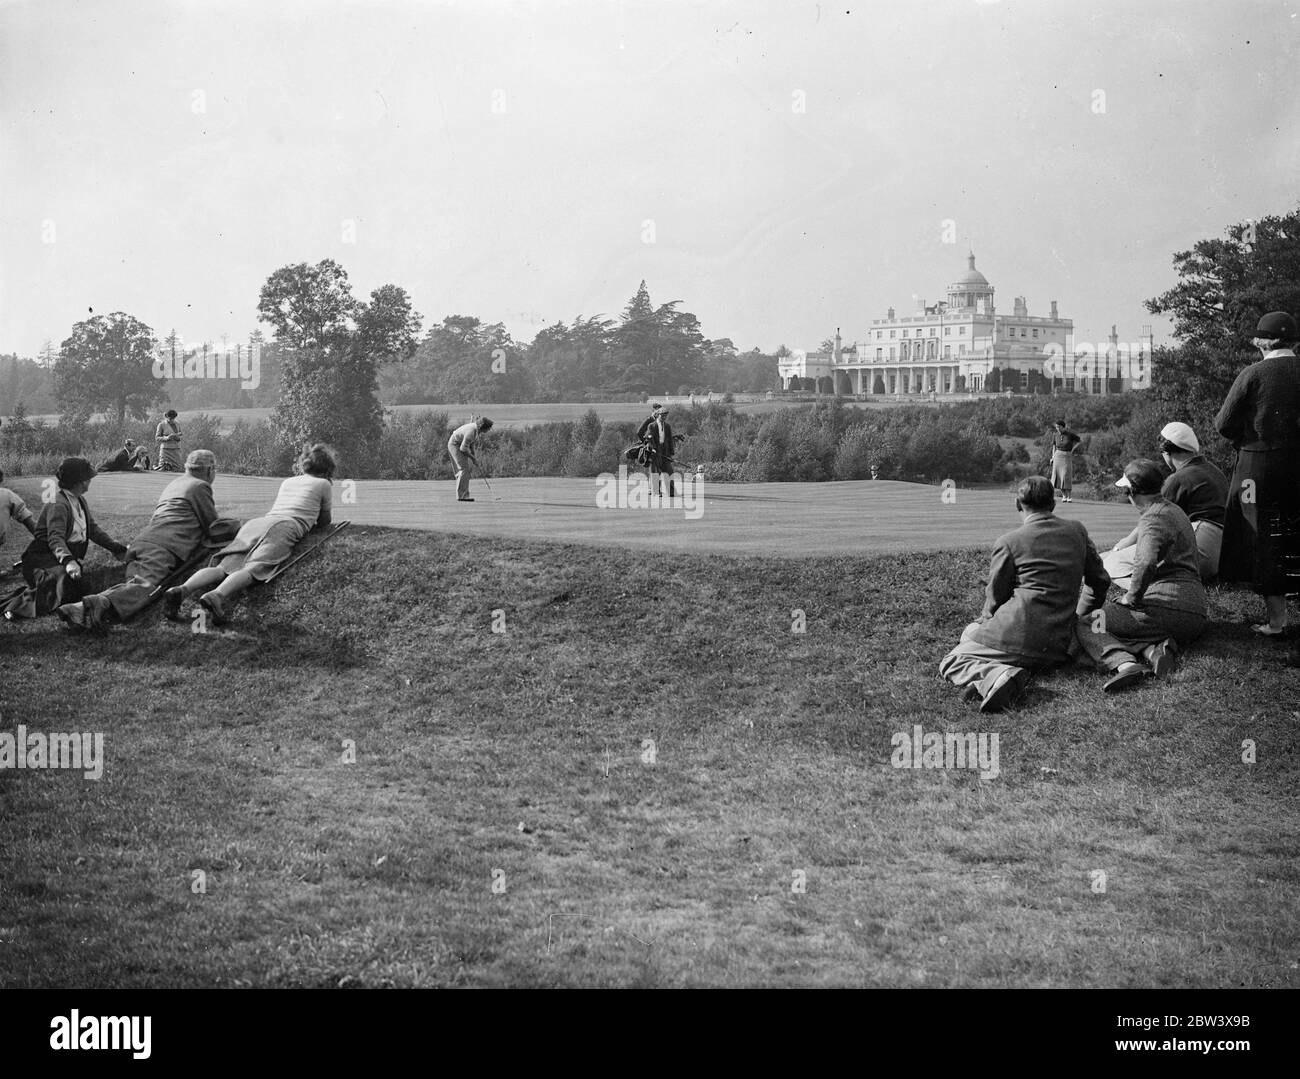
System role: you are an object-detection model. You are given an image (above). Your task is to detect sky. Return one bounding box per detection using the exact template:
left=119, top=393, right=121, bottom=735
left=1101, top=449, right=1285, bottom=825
left=2, top=0, right=1298, bottom=365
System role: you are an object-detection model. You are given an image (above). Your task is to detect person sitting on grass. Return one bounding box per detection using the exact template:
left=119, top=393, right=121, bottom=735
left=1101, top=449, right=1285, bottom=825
left=163, top=442, right=337, bottom=625
left=939, top=475, right=1110, bottom=713
left=98, top=438, right=149, bottom=473
left=56, top=449, right=219, bottom=632
left=1074, top=458, right=1208, bottom=693
left=11, top=457, right=128, bottom=618
left=1103, top=422, right=1228, bottom=586
left=0, top=467, right=38, bottom=548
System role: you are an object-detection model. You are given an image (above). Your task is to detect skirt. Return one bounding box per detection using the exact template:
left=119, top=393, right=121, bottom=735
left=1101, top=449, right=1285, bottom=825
left=1219, top=448, right=1300, bottom=596
left=212, top=516, right=309, bottom=581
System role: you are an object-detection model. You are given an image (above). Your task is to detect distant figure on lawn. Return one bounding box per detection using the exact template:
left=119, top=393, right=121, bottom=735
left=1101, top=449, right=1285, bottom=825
left=0, top=467, right=38, bottom=547
left=56, top=449, right=220, bottom=632
left=1104, top=422, right=1228, bottom=586
left=164, top=442, right=336, bottom=625
left=98, top=438, right=150, bottom=473
left=447, top=417, right=493, bottom=502
left=939, top=475, right=1110, bottom=712
left=7, top=457, right=128, bottom=619
left=155, top=410, right=183, bottom=471
left=1048, top=418, right=1081, bottom=503
left=1214, top=310, right=1300, bottom=637
left=1075, top=459, right=1208, bottom=693
left=635, top=403, right=676, bottom=498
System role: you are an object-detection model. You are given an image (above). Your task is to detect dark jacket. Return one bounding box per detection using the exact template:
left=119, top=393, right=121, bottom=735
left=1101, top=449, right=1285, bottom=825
left=636, top=415, right=675, bottom=463
left=1214, top=350, right=1300, bottom=450
left=22, top=490, right=127, bottom=571
left=971, top=511, right=1110, bottom=663
left=1161, top=455, right=1228, bottom=526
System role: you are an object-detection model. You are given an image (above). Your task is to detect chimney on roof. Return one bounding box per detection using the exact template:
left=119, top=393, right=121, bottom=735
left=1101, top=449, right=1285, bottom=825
left=887, top=306, right=895, bottom=320
left=1050, top=300, right=1058, bottom=319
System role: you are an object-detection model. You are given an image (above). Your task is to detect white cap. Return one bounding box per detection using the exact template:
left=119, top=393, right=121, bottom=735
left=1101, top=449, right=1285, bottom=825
left=1159, top=421, right=1199, bottom=454
left=1114, top=475, right=1131, bottom=489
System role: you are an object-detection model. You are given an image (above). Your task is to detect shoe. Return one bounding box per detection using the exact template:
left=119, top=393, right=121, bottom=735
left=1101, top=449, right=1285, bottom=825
left=1103, top=662, right=1148, bottom=693
left=162, top=587, right=186, bottom=622
left=1144, top=638, right=1178, bottom=678
left=55, top=602, right=90, bottom=631
left=1062, top=495, right=1072, bottom=503
left=1250, top=623, right=1287, bottom=637
left=980, top=667, right=1025, bottom=713
left=198, top=591, right=229, bottom=625
left=457, top=497, right=475, bottom=502
left=960, top=683, right=982, bottom=705
left=82, top=595, right=113, bottom=631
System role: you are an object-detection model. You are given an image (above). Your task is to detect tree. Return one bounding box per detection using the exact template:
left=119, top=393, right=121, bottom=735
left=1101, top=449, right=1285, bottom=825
left=1143, top=207, right=1300, bottom=469
left=54, top=311, right=164, bottom=422
left=604, top=281, right=706, bottom=395
left=258, top=260, right=421, bottom=468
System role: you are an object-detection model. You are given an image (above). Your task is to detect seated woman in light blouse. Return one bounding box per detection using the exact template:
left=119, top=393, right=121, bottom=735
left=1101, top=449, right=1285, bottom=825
left=163, top=443, right=336, bottom=624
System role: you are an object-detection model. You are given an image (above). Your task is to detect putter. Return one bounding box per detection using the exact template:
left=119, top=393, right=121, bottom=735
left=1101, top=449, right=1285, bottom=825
left=474, top=459, right=502, bottom=501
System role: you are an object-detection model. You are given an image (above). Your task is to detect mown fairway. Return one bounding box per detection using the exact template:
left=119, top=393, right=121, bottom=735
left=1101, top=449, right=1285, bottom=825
left=1, top=472, right=1296, bottom=988
left=67, top=472, right=1138, bottom=558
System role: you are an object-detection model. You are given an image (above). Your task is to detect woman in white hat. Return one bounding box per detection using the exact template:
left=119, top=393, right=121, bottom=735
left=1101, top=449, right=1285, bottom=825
left=1103, top=421, right=1228, bottom=585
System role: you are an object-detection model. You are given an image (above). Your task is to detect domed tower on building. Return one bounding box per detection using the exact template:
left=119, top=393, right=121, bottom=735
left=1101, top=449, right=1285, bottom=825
left=947, top=252, right=995, bottom=315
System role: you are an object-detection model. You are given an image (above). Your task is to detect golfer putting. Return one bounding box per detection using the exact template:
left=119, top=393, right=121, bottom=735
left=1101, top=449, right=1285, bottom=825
left=447, top=417, right=494, bottom=502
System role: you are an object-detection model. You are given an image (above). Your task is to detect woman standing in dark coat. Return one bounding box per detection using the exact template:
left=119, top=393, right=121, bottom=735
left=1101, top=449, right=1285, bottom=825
left=1215, top=311, right=1300, bottom=635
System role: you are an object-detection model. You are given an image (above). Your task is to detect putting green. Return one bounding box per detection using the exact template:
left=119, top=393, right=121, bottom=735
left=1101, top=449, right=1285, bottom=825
left=76, top=472, right=1138, bottom=557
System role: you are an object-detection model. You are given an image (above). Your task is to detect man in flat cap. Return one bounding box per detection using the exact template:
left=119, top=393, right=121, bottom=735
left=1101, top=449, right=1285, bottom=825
left=57, top=449, right=221, bottom=631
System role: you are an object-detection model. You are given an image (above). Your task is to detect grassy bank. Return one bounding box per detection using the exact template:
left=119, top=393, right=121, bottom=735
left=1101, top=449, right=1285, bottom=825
left=0, top=510, right=1296, bottom=987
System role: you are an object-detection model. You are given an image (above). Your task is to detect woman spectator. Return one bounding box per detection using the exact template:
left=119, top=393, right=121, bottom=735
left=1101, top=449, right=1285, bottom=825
left=13, top=457, right=127, bottom=616
left=1075, top=459, right=1208, bottom=692
left=163, top=443, right=337, bottom=624
left=155, top=410, right=183, bottom=471
left=1215, top=311, right=1300, bottom=636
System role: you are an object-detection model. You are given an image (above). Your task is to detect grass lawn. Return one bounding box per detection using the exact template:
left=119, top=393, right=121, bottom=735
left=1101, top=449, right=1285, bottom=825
left=0, top=504, right=1297, bottom=988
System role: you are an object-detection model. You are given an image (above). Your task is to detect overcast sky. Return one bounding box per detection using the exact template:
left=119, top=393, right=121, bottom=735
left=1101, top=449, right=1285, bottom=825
left=2, top=0, right=1298, bottom=363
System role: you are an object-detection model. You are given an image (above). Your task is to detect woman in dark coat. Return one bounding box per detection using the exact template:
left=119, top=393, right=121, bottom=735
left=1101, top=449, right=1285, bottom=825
left=16, top=457, right=128, bottom=615
left=1215, top=311, right=1300, bottom=635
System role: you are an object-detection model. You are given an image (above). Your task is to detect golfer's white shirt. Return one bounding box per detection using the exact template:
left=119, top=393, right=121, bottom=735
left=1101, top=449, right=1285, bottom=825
left=450, top=422, right=478, bottom=452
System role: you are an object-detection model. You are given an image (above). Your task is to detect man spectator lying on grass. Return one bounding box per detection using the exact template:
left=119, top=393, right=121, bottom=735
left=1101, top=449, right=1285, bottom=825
left=939, top=475, right=1111, bottom=712
left=56, top=449, right=220, bottom=632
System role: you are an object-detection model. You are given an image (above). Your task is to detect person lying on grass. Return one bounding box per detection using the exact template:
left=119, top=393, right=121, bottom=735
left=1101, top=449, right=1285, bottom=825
left=939, top=475, right=1111, bottom=713
left=55, top=449, right=219, bottom=632
left=1073, top=458, right=1208, bottom=693
left=163, top=442, right=337, bottom=625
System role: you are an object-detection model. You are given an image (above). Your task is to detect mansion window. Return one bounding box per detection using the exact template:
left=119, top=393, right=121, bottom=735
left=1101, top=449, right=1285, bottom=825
left=944, top=345, right=951, bottom=358
left=889, top=330, right=896, bottom=338
left=889, top=347, right=896, bottom=360
left=959, top=326, right=966, bottom=335
left=876, top=348, right=882, bottom=361
left=944, top=327, right=951, bottom=335
left=1032, top=328, right=1038, bottom=338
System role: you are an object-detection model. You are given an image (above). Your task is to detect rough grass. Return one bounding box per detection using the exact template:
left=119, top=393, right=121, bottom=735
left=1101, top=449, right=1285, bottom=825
left=0, top=499, right=1296, bottom=988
